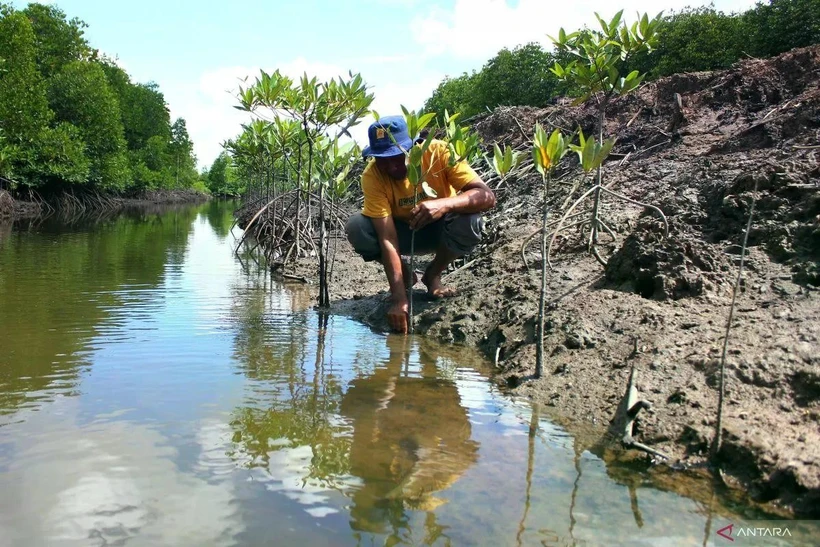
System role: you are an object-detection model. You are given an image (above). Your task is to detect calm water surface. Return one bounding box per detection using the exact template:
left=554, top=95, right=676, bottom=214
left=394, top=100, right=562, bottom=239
left=0, top=202, right=803, bottom=546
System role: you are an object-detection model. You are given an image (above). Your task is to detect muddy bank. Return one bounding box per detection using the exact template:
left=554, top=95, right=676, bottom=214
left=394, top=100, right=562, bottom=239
left=262, top=46, right=819, bottom=517
left=1, top=188, right=209, bottom=221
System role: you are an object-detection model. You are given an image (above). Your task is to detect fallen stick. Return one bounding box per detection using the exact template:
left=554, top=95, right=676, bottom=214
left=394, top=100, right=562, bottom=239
left=621, top=363, right=670, bottom=460
left=280, top=273, right=310, bottom=283
left=443, top=257, right=478, bottom=280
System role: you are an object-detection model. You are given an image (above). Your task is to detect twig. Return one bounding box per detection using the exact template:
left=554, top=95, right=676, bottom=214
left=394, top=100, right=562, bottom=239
left=711, top=179, right=758, bottom=458
left=442, top=257, right=478, bottom=280
left=632, top=139, right=672, bottom=158
left=280, top=273, right=310, bottom=283
left=513, top=118, right=531, bottom=142
left=621, top=363, right=670, bottom=460
left=626, top=106, right=644, bottom=128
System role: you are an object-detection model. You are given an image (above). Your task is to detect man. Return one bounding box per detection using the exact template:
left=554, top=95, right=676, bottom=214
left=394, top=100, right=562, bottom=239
left=345, top=115, right=495, bottom=334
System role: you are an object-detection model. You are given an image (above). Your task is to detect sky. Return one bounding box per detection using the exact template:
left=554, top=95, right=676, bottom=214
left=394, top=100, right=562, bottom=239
left=14, top=0, right=760, bottom=170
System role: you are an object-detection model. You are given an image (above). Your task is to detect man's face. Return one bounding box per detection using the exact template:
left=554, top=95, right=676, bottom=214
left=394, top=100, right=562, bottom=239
left=375, top=154, right=407, bottom=181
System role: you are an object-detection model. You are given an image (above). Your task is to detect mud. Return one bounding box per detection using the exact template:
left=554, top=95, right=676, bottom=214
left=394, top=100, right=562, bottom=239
left=4, top=188, right=209, bottom=220
left=276, top=45, right=820, bottom=518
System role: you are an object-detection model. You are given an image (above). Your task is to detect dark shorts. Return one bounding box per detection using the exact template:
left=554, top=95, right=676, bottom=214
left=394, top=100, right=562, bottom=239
left=345, top=212, right=484, bottom=262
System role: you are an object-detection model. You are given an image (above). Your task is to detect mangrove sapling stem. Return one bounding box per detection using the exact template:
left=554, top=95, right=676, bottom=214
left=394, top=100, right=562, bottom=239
left=547, top=185, right=601, bottom=270
left=409, top=228, right=416, bottom=334
left=711, top=180, right=758, bottom=459
left=535, top=169, right=553, bottom=378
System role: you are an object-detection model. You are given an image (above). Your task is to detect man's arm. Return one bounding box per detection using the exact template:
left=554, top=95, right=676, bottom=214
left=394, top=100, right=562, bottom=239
left=409, top=179, right=496, bottom=230
left=370, top=215, right=409, bottom=333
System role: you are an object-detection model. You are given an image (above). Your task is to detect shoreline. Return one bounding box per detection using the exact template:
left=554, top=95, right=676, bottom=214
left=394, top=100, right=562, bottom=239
left=0, top=188, right=211, bottom=222
left=265, top=46, right=820, bottom=517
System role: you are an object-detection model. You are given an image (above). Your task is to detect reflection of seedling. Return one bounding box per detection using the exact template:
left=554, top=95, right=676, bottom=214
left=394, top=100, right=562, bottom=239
left=549, top=11, right=667, bottom=266
left=531, top=124, right=569, bottom=378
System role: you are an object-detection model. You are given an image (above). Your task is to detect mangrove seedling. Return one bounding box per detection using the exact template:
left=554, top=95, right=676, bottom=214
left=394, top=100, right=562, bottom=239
left=531, top=124, right=569, bottom=378
left=547, top=129, right=668, bottom=269
left=235, top=69, right=373, bottom=307
left=487, top=142, right=523, bottom=189
left=550, top=11, right=666, bottom=266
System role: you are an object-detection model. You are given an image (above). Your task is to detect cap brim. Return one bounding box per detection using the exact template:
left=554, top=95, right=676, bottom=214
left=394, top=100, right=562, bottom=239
left=362, top=137, right=414, bottom=158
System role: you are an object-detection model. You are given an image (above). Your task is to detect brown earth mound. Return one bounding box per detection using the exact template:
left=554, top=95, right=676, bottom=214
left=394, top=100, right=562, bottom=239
left=284, top=46, right=820, bottom=517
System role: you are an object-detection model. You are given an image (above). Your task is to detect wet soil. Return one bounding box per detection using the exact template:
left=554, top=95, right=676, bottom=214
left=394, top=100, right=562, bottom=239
left=276, top=46, right=820, bottom=518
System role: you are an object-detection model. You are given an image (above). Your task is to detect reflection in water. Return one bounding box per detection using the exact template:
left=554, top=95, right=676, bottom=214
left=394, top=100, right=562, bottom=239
left=0, top=201, right=800, bottom=546
left=341, top=335, right=478, bottom=537
left=230, top=319, right=480, bottom=544
left=0, top=206, right=199, bottom=422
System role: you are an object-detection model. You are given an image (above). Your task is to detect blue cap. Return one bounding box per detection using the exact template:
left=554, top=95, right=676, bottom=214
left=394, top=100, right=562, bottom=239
left=362, top=115, right=413, bottom=158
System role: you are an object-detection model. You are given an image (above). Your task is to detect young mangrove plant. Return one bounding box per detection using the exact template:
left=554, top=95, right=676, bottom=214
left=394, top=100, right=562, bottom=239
left=235, top=69, right=373, bottom=307
left=531, top=124, right=569, bottom=378
left=712, top=179, right=758, bottom=459
left=550, top=11, right=668, bottom=266
left=487, top=142, right=523, bottom=189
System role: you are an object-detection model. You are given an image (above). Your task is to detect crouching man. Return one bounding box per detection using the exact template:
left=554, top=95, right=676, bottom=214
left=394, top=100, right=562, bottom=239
left=345, top=116, right=496, bottom=334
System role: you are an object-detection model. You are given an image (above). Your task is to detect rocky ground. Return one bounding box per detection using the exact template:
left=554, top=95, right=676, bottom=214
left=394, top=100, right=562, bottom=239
left=275, top=46, right=820, bottom=518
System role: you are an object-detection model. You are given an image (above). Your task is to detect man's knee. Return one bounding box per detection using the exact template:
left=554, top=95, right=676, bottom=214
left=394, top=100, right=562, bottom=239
left=442, top=213, right=484, bottom=256
left=346, top=213, right=381, bottom=261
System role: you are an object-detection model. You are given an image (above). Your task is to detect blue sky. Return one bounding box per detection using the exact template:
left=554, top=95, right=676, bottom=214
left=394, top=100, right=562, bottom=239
left=15, top=0, right=759, bottom=169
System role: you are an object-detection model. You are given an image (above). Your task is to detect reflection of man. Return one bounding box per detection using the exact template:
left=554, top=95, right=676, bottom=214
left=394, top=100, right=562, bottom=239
left=340, top=337, right=479, bottom=536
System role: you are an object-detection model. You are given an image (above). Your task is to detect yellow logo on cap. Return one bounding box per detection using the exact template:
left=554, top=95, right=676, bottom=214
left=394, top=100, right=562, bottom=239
left=376, top=128, right=386, bottom=139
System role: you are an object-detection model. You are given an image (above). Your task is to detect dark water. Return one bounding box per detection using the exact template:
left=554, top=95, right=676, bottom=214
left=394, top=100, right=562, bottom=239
left=0, top=202, right=809, bottom=546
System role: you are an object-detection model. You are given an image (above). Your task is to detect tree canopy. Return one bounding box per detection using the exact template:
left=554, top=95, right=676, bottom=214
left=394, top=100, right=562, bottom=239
left=0, top=3, right=200, bottom=194
left=421, top=0, right=818, bottom=117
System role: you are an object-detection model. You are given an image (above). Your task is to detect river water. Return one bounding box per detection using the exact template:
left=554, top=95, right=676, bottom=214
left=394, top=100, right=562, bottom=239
left=0, top=201, right=803, bottom=546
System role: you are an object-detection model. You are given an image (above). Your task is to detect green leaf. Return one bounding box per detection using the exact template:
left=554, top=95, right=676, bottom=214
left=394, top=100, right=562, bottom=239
left=408, top=163, right=421, bottom=185
left=546, top=128, right=567, bottom=166
left=417, top=112, right=436, bottom=133
left=532, top=146, right=545, bottom=176
left=595, top=12, right=609, bottom=35
left=609, top=10, right=624, bottom=33
left=420, top=130, right=436, bottom=154
left=421, top=180, right=438, bottom=198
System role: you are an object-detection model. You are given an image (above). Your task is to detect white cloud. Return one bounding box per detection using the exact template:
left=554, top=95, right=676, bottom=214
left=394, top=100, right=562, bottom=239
left=174, top=58, right=444, bottom=169
left=173, top=0, right=762, bottom=169
left=411, top=0, right=761, bottom=62
left=168, top=58, right=356, bottom=170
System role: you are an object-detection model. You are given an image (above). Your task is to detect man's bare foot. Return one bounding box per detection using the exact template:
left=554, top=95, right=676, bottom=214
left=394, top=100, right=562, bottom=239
left=421, top=266, right=458, bottom=299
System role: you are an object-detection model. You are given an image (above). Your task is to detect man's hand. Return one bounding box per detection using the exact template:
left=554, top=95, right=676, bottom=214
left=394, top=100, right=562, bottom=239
left=409, top=199, right=449, bottom=230
left=387, top=300, right=409, bottom=334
